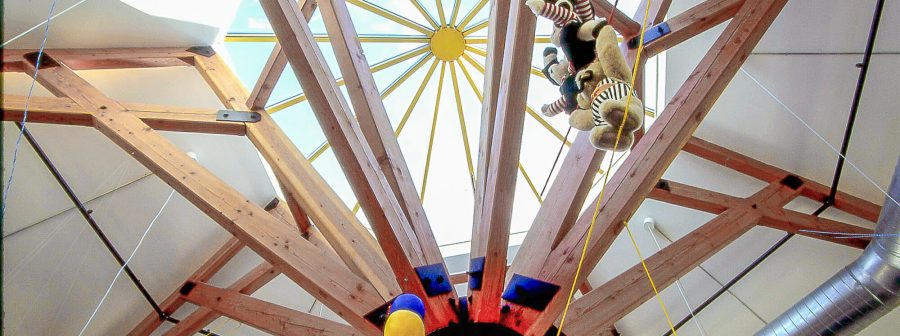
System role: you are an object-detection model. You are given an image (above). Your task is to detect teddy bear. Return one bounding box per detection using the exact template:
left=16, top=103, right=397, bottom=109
left=525, top=0, right=594, bottom=26
left=540, top=47, right=580, bottom=117
left=568, top=24, right=643, bottom=151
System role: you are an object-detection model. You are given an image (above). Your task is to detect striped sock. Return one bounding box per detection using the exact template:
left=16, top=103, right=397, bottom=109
left=573, top=0, right=594, bottom=22
left=540, top=3, right=577, bottom=26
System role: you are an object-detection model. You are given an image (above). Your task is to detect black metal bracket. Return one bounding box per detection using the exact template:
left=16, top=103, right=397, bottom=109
left=364, top=299, right=394, bottom=329
left=501, top=274, right=561, bottom=311
left=415, top=263, right=453, bottom=296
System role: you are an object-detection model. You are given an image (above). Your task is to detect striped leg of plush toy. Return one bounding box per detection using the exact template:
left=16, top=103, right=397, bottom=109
left=542, top=97, right=570, bottom=117
left=572, top=0, right=594, bottom=22
left=526, top=0, right=577, bottom=26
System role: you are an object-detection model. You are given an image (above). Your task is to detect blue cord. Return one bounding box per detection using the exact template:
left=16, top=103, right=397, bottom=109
left=2, top=0, right=59, bottom=214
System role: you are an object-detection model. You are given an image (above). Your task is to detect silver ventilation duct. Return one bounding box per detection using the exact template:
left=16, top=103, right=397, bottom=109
left=756, top=158, right=900, bottom=336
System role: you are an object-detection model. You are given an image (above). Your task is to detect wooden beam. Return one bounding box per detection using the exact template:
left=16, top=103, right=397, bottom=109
left=469, top=0, right=536, bottom=323
left=192, top=53, right=399, bottom=300
left=644, top=0, right=744, bottom=57
left=648, top=178, right=742, bottom=214
left=257, top=0, right=450, bottom=329
left=2, top=95, right=247, bottom=135
left=129, top=237, right=244, bottom=336
left=246, top=0, right=317, bottom=111
left=591, top=0, right=642, bottom=38
left=24, top=54, right=383, bottom=334
left=564, top=180, right=802, bottom=334
left=683, top=137, right=882, bottom=222
left=181, top=281, right=361, bottom=335
left=502, top=1, right=788, bottom=333
left=3, top=48, right=198, bottom=72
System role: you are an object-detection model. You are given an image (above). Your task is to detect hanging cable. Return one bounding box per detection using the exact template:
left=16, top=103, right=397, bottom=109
left=2, top=0, right=59, bottom=214
left=646, top=219, right=707, bottom=336
left=1, top=0, right=87, bottom=47
left=78, top=189, right=176, bottom=335
left=540, top=126, right=572, bottom=197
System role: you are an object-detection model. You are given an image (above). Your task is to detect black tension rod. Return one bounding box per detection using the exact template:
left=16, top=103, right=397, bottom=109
left=16, top=124, right=222, bottom=336
left=663, top=1, right=885, bottom=334
left=15, top=123, right=167, bottom=319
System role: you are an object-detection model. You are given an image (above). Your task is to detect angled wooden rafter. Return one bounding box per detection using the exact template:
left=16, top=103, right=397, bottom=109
left=643, top=0, right=745, bottom=58
left=591, top=0, right=642, bottom=38
left=20, top=53, right=384, bottom=335
left=2, top=47, right=198, bottom=72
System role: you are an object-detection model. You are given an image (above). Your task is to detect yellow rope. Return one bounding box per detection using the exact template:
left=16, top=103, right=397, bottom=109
left=555, top=0, right=678, bottom=335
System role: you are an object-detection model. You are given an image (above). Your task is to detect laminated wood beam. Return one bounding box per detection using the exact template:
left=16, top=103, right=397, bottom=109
left=180, top=282, right=361, bottom=335
left=644, top=0, right=744, bottom=58
left=23, top=54, right=383, bottom=335
left=683, top=137, right=882, bottom=222
left=469, top=0, right=536, bottom=323
left=257, top=0, right=449, bottom=329
left=501, top=1, right=788, bottom=333
left=246, top=0, right=317, bottom=111
left=2, top=95, right=246, bottom=135
left=472, top=0, right=511, bottom=228
left=316, top=0, right=457, bottom=324
left=591, top=0, right=642, bottom=38
left=192, top=53, right=399, bottom=300
left=3, top=47, right=198, bottom=72
left=162, top=200, right=343, bottom=336
left=564, top=180, right=803, bottom=334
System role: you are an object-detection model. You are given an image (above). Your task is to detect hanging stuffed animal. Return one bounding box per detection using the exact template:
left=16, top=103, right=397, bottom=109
left=527, top=0, right=604, bottom=73
left=569, top=24, right=644, bottom=151
left=525, top=0, right=594, bottom=25
left=540, top=47, right=580, bottom=117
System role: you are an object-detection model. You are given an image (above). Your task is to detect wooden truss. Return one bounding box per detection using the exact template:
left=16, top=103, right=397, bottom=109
left=1, top=0, right=881, bottom=335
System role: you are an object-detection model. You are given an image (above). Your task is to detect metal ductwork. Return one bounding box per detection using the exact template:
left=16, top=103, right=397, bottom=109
left=756, top=158, right=900, bottom=336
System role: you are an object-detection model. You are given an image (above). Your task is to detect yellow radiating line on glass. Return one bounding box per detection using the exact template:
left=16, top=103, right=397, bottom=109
left=465, top=46, right=546, bottom=79
left=410, top=0, right=439, bottom=29
left=457, top=0, right=488, bottom=30
left=225, top=33, right=432, bottom=43
left=463, top=18, right=488, bottom=35
left=267, top=45, right=430, bottom=113
left=464, top=36, right=552, bottom=44
left=435, top=0, right=447, bottom=27
left=449, top=62, right=475, bottom=188
left=455, top=59, right=483, bottom=100
left=396, top=59, right=441, bottom=135
left=382, top=54, right=435, bottom=99
left=421, top=61, right=448, bottom=202
left=459, top=53, right=570, bottom=146
left=307, top=53, right=435, bottom=163
left=347, top=0, right=434, bottom=35
left=518, top=162, right=543, bottom=204
left=449, top=0, right=463, bottom=28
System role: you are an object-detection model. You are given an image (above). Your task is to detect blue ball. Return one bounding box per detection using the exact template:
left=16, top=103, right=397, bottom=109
left=389, top=293, right=426, bottom=318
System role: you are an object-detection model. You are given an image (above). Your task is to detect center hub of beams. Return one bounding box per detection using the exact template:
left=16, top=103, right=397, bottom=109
left=429, top=322, right=525, bottom=336
left=430, top=28, right=465, bottom=61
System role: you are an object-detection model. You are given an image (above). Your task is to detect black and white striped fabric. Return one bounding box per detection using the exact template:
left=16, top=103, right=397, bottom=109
left=590, top=78, right=632, bottom=126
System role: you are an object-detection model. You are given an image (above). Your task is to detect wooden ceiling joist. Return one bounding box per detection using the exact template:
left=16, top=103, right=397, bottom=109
left=564, top=179, right=804, bottom=334
left=2, top=47, right=198, bottom=72
left=501, top=0, right=788, bottom=333
left=181, top=281, right=361, bottom=335
left=257, top=0, right=455, bottom=329
left=590, top=0, right=642, bottom=38
left=468, top=0, right=536, bottom=323
left=192, top=53, right=400, bottom=300
left=20, top=53, right=384, bottom=335
left=643, top=0, right=745, bottom=58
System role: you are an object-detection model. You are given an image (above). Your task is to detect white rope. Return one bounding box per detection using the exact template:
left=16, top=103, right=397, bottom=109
left=647, top=223, right=708, bottom=336
left=1, top=0, right=88, bottom=47
left=739, top=67, right=900, bottom=209
left=77, top=189, right=176, bottom=336
left=2, top=0, right=60, bottom=213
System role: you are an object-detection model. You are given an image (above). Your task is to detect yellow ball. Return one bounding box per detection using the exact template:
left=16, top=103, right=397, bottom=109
left=384, top=310, right=425, bottom=336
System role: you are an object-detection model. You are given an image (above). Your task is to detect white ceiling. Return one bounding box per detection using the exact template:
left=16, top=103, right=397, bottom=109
left=3, top=0, right=900, bottom=335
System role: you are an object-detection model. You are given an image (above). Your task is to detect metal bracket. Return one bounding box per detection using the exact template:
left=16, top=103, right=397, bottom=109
left=629, top=22, right=671, bottom=49
left=216, top=110, right=261, bottom=123
left=415, top=263, right=453, bottom=297
left=187, top=46, right=216, bottom=57
left=468, top=257, right=485, bottom=290
left=363, top=299, right=394, bottom=329
left=501, top=274, right=561, bottom=311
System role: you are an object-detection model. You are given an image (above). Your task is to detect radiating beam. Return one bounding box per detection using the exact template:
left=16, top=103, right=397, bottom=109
left=347, top=0, right=434, bottom=35
left=180, top=282, right=361, bottom=335
left=469, top=0, right=537, bottom=323
left=503, top=1, right=789, bottom=333
left=396, top=59, right=441, bottom=135
left=465, top=46, right=546, bottom=79
left=449, top=62, right=476, bottom=186
left=463, top=18, right=488, bottom=35
left=410, top=0, right=440, bottom=29
left=435, top=0, right=448, bottom=26
left=457, top=0, right=489, bottom=30
left=465, top=36, right=553, bottom=44
left=449, top=0, right=463, bottom=27
left=23, top=53, right=384, bottom=334
left=564, top=180, right=803, bottom=334
left=225, top=33, right=431, bottom=43
left=519, top=162, right=543, bottom=204
left=266, top=45, right=430, bottom=113
left=421, top=62, right=448, bottom=201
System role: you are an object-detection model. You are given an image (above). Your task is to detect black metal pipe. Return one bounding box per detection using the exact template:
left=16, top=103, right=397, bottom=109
left=663, top=0, right=884, bottom=332
left=14, top=123, right=167, bottom=319
left=828, top=0, right=885, bottom=201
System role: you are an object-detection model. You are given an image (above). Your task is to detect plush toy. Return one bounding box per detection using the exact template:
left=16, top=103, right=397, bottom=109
left=540, top=47, right=580, bottom=117
left=527, top=0, right=604, bottom=73
left=569, top=25, right=643, bottom=151
left=525, top=0, right=594, bottom=25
